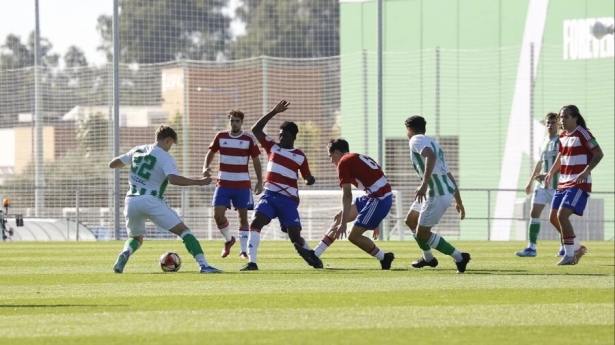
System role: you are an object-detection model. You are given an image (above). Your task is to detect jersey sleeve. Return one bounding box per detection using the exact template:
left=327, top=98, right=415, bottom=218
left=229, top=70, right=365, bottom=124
left=299, top=153, right=312, bottom=179
left=580, top=130, right=599, bottom=151
left=259, top=136, right=276, bottom=153
left=249, top=135, right=262, bottom=158
left=337, top=157, right=353, bottom=187
left=409, top=136, right=429, bottom=154
left=118, top=147, right=137, bottom=165
left=208, top=132, right=221, bottom=152
left=162, top=156, right=180, bottom=176
left=442, top=161, right=452, bottom=174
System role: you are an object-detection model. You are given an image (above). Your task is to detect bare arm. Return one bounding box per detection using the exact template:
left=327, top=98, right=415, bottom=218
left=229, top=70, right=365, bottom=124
left=252, top=155, right=263, bottom=183
left=420, top=147, right=437, bottom=186
left=446, top=172, right=463, bottom=206
left=544, top=153, right=561, bottom=187
left=417, top=147, right=437, bottom=191
left=414, top=147, right=437, bottom=203
left=528, top=160, right=542, bottom=185
left=446, top=172, right=466, bottom=220
left=251, top=100, right=290, bottom=141
left=108, top=157, right=126, bottom=169
left=549, top=153, right=562, bottom=175
left=167, top=174, right=212, bottom=186
left=340, top=183, right=353, bottom=224
left=202, top=149, right=216, bottom=176
left=332, top=183, right=354, bottom=239
left=584, top=146, right=604, bottom=173
left=573, top=146, right=604, bottom=184
left=525, top=160, right=542, bottom=194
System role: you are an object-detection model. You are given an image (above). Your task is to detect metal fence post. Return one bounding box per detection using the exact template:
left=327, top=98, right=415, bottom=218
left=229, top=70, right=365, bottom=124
left=34, top=0, right=45, bottom=218
left=262, top=56, right=268, bottom=135
left=76, top=189, right=81, bottom=242
left=181, top=60, right=189, bottom=219
left=435, top=46, right=441, bottom=142
left=377, top=0, right=384, bottom=240
left=529, top=42, right=535, bottom=175
left=112, top=0, right=121, bottom=240
left=362, top=50, right=369, bottom=154
left=487, top=189, right=491, bottom=240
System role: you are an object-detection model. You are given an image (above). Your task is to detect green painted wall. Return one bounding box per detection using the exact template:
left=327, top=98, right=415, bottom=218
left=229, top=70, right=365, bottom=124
left=341, top=0, right=614, bottom=239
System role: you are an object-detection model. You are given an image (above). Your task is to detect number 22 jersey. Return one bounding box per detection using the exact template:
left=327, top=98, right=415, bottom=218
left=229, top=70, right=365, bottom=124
left=119, top=144, right=180, bottom=198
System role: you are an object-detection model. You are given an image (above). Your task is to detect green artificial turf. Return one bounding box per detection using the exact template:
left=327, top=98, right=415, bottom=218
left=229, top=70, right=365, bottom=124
left=0, top=241, right=612, bottom=345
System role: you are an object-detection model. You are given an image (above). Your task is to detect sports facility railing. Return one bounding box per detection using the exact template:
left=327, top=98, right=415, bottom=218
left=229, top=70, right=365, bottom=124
left=1, top=185, right=612, bottom=241
left=1, top=2, right=613, bottom=242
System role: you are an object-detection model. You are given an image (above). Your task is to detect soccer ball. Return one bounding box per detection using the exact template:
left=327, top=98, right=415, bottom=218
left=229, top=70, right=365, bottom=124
left=159, top=252, right=182, bottom=272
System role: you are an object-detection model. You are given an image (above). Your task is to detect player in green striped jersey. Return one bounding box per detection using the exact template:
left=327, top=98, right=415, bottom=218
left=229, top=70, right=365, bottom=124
left=516, top=113, right=564, bottom=257
left=404, top=116, right=471, bottom=274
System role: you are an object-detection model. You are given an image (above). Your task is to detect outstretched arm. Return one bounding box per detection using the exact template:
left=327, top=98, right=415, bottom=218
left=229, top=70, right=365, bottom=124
left=167, top=174, right=212, bottom=186
left=252, top=100, right=290, bottom=142
left=109, top=147, right=136, bottom=169
left=108, top=157, right=126, bottom=169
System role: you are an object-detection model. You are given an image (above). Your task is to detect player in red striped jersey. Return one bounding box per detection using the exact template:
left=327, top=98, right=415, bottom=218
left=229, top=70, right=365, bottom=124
left=545, top=105, right=604, bottom=266
left=240, top=100, right=317, bottom=271
left=203, top=110, right=263, bottom=260
left=302, top=139, right=395, bottom=270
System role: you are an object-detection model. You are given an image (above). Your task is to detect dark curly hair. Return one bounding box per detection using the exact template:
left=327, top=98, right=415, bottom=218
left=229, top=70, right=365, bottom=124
left=404, top=116, right=426, bottom=133
left=280, top=121, right=299, bottom=138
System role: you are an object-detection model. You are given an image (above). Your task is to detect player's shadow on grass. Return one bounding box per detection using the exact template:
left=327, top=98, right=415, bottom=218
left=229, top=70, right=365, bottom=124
left=322, top=267, right=373, bottom=271
left=464, top=270, right=610, bottom=276
left=0, top=304, right=127, bottom=308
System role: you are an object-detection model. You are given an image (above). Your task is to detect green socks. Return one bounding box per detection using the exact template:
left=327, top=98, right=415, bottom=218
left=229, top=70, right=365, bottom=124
left=181, top=232, right=204, bottom=257
left=427, top=233, right=456, bottom=256
left=529, top=219, right=540, bottom=245
left=123, top=238, right=140, bottom=255
left=413, top=233, right=432, bottom=251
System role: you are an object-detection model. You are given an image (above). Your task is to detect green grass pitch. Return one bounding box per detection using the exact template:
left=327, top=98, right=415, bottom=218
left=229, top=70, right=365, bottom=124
left=0, top=240, right=613, bottom=345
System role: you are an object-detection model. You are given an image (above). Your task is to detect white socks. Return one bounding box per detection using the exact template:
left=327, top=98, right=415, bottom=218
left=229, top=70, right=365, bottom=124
left=248, top=231, right=261, bottom=263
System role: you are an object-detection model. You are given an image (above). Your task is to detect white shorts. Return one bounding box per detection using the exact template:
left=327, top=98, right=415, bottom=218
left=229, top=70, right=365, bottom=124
left=124, top=196, right=182, bottom=237
left=418, top=194, right=453, bottom=227
left=409, top=200, right=422, bottom=213
left=531, top=188, right=555, bottom=206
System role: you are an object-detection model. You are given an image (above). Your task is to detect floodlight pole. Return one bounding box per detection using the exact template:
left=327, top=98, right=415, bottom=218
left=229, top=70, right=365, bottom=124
left=377, top=0, right=384, bottom=240
left=113, top=0, right=121, bottom=240
left=34, top=0, right=44, bottom=217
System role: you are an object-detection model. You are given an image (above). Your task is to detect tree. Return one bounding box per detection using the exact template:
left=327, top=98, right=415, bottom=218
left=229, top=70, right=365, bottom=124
left=0, top=32, right=59, bottom=69
left=97, top=0, right=231, bottom=64
left=231, top=0, right=339, bottom=59
left=76, top=112, right=109, bottom=158
left=2, top=117, right=112, bottom=209
left=64, top=46, right=88, bottom=68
